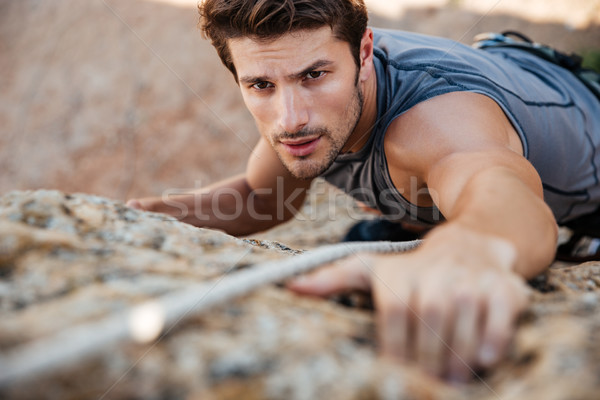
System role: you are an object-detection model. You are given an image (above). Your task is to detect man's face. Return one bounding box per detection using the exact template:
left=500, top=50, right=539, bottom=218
left=229, top=27, right=364, bottom=180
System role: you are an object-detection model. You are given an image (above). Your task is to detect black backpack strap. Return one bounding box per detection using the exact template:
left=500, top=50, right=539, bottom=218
left=473, top=31, right=600, bottom=102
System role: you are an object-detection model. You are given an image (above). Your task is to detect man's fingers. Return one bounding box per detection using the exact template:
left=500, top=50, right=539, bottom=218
left=447, top=293, right=482, bottom=382
left=289, top=244, right=530, bottom=383
left=374, top=278, right=413, bottom=361
left=126, top=199, right=144, bottom=210
left=478, top=278, right=528, bottom=367
left=415, top=284, right=453, bottom=377
left=286, top=255, right=371, bottom=296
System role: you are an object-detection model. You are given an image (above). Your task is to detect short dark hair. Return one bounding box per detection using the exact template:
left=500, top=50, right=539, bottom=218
left=198, top=0, right=369, bottom=81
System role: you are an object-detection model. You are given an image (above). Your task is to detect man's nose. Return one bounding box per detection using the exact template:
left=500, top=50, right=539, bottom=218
left=277, top=88, right=309, bottom=134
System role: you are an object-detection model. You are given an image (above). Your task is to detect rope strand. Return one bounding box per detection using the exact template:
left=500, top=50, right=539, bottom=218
left=0, top=240, right=420, bottom=386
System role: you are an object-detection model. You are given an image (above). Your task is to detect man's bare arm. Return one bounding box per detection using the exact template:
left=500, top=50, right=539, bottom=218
left=398, top=92, right=558, bottom=275
left=289, top=92, right=558, bottom=380
left=127, top=138, right=312, bottom=236
left=369, top=150, right=557, bottom=380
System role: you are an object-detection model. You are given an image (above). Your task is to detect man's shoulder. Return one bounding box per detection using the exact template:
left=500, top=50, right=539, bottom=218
left=371, top=28, right=466, bottom=60
left=383, top=91, right=523, bottom=171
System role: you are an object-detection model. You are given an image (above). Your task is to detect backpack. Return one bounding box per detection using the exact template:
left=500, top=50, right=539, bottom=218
left=473, top=31, right=600, bottom=102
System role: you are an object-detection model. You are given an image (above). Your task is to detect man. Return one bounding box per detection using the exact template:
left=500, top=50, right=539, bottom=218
left=127, top=0, right=600, bottom=382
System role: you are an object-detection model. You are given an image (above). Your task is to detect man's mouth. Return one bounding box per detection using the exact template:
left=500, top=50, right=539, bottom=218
left=280, top=136, right=321, bottom=157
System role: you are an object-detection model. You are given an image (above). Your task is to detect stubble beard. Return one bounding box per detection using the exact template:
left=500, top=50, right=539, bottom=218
left=275, top=84, right=365, bottom=180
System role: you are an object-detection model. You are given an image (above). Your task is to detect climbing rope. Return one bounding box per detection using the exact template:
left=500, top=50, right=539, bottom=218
left=0, top=239, right=420, bottom=386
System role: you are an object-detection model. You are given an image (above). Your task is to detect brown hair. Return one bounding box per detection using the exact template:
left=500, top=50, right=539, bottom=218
left=198, top=0, right=369, bottom=81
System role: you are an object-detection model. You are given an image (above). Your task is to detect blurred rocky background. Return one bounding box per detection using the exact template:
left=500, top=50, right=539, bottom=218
left=1, top=1, right=600, bottom=399
left=1, top=0, right=599, bottom=200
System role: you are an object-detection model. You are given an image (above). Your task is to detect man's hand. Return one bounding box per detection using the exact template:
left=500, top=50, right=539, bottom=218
left=126, top=198, right=150, bottom=211
left=287, top=224, right=531, bottom=382
left=126, top=196, right=186, bottom=217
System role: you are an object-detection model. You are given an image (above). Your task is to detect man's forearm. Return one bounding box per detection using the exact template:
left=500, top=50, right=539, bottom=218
left=445, top=166, right=558, bottom=278
left=130, top=174, right=305, bottom=236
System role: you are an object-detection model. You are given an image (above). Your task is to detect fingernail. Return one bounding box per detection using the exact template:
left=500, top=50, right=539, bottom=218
left=127, top=200, right=141, bottom=209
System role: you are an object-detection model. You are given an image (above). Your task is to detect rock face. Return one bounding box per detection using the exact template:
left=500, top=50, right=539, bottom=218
left=0, top=190, right=599, bottom=400
left=2, top=0, right=600, bottom=398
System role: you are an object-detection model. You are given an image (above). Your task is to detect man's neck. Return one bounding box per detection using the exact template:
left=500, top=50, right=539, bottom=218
left=341, top=66, right=378, bottom=154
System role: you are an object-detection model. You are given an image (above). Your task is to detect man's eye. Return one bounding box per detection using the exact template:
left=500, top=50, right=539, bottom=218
left=252, top=81, right=272, bottom=90
left=305, top=71, right=325, bottom=80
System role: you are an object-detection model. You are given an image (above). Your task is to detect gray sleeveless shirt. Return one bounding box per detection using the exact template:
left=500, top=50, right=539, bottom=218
left=320, top=28, right=600, bottom=226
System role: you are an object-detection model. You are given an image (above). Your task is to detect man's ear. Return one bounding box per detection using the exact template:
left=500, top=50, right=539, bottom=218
left=358, top=28, right=374, bottom=83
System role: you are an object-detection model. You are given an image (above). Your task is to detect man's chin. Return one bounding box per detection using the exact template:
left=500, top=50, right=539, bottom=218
left=285, top=160, right=330, bottom=180
left=287, top=168, right=323, bottom=181
left=277, top=144, right=340, bottom=180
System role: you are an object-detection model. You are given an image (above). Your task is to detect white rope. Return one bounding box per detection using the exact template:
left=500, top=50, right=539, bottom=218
left=0, top=240, right=420, bottom=386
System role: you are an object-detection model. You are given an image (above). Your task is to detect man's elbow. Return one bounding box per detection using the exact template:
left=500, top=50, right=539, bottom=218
left=516, top=205, right=558, bottom=279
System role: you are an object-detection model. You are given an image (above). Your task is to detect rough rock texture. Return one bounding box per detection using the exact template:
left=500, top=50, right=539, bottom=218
left=0, top=190, right=448, bottom=400
left=2, top=1, right=600, bottom=399
left=0, top=190, right=599, bottom=400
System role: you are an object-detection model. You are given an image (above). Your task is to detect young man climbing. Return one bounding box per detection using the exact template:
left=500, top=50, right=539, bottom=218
left=127, top=0, right=600, bottom=382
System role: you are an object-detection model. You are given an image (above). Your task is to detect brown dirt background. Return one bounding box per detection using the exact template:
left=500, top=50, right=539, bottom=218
left=1, top=0, right=599, bottom=201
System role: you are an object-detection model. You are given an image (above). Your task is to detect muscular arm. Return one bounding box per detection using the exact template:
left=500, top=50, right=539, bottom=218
left=289, top=92, right=558, bottom=380
left=427, top=151, right=557, bottom=277
left=128, top=138, right=312, bottom=236
left=407, top=92, right=557, bottom=275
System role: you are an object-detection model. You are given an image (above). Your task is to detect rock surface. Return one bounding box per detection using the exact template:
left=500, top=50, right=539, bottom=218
left=0, top=190, right=599, bottom=400
left=1, top=1, right=600, bottom=399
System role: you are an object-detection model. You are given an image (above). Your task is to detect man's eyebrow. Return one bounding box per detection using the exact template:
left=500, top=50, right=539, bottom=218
left=289, top=59, right=334, bottom=80
left=239, top=74, right=269, bottom=85
left=239, top=59, right=334, bottom=85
